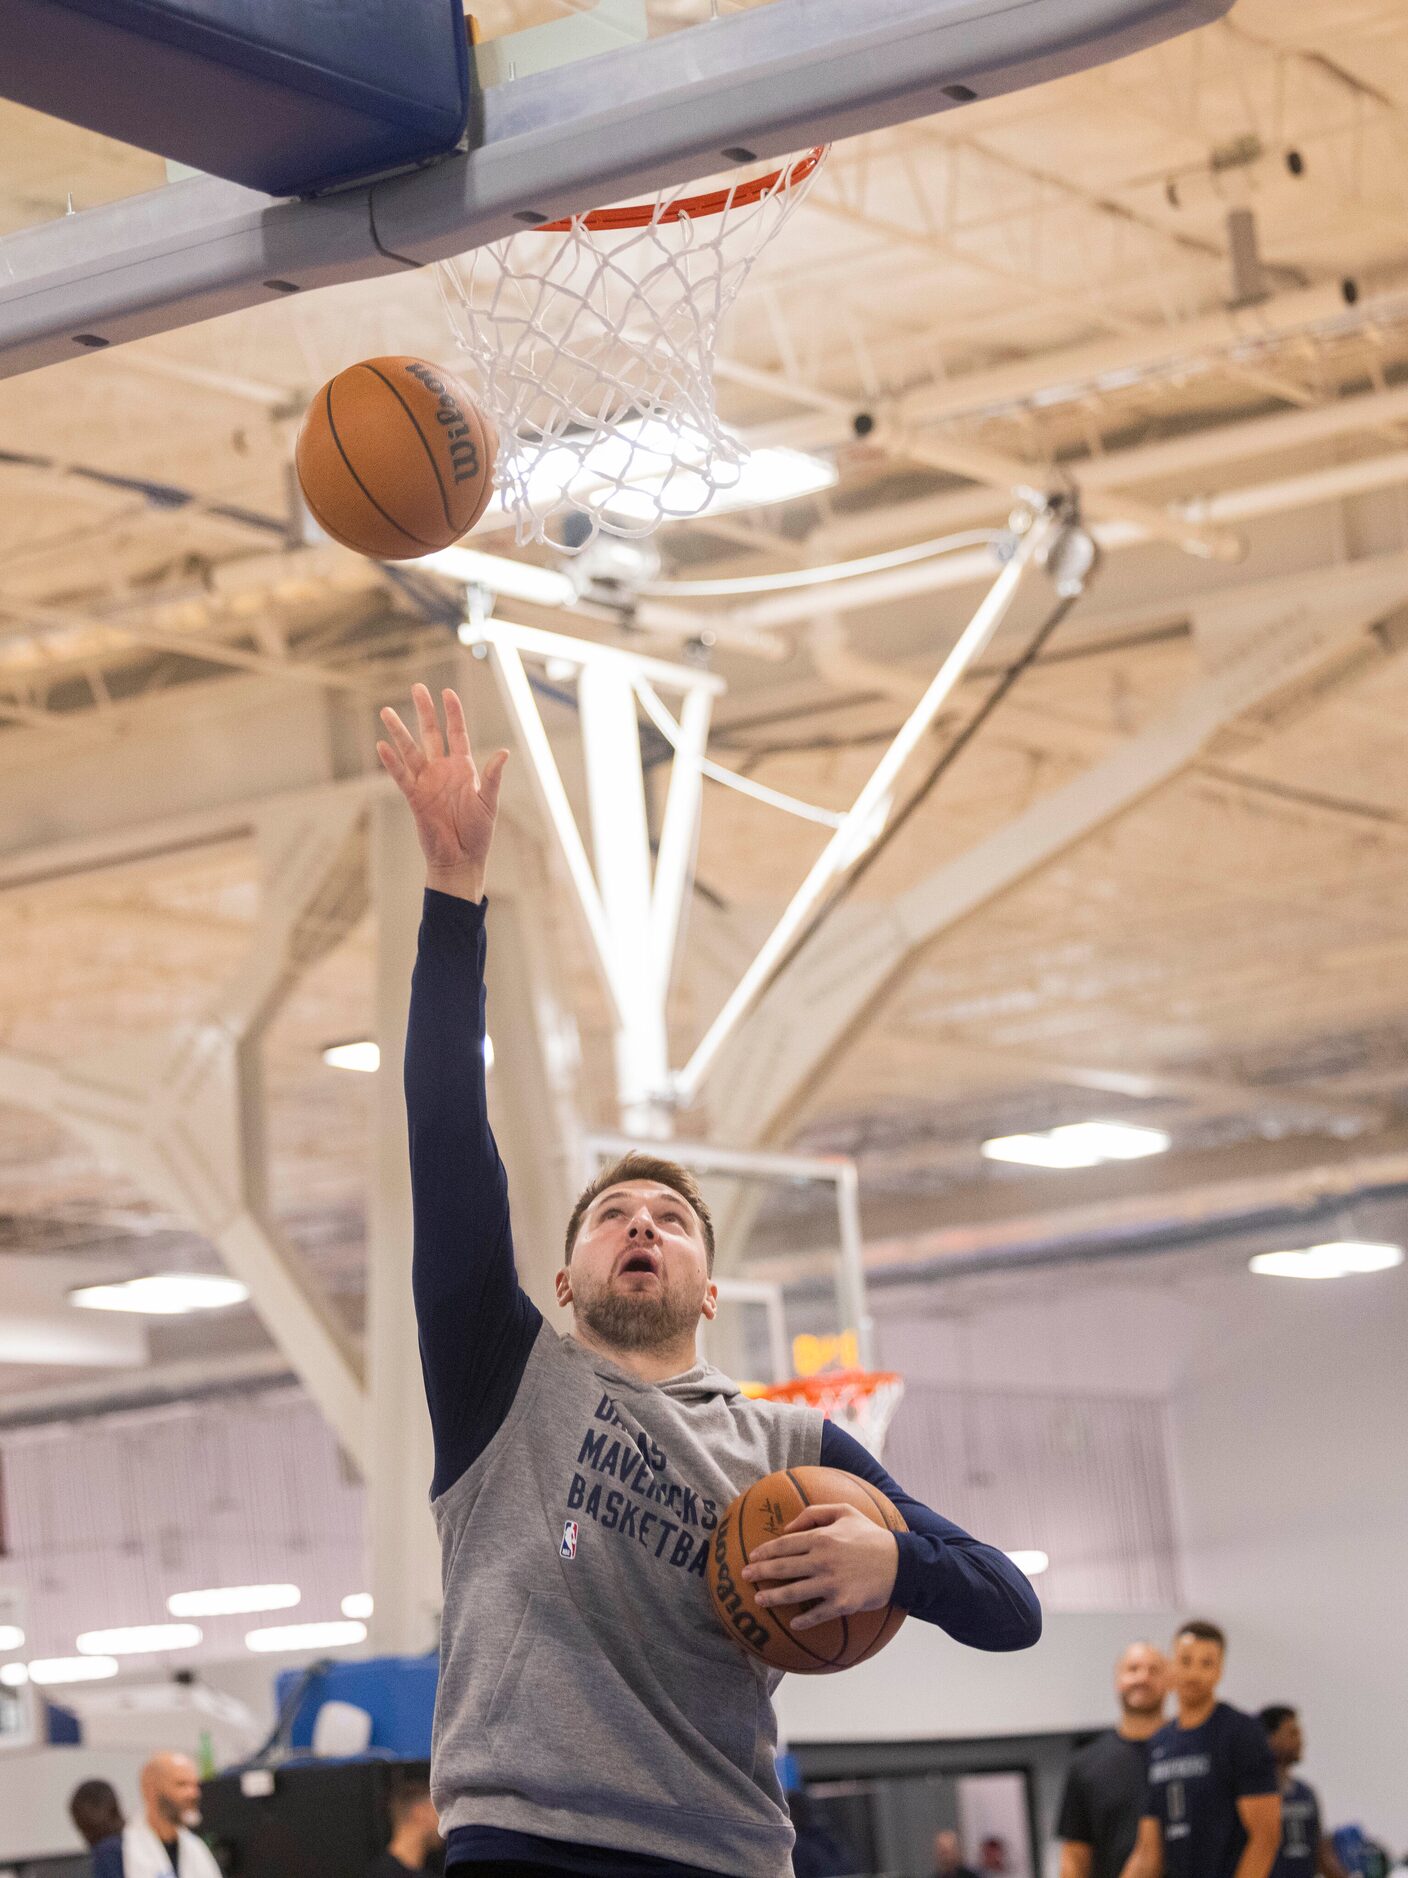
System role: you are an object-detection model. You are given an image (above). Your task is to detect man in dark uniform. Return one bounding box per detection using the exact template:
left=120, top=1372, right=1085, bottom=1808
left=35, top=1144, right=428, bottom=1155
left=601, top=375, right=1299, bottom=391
left=1123, top=1620, right=1281, bottom=1878
left=1058, top=1641, right=1168, bottom=1878
left=1260, top=1707, right=1348, bottom=1878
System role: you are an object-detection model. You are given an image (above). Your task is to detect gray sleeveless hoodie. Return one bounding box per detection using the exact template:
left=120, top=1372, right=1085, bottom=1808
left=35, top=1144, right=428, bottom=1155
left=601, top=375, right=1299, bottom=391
left=431, top=1319, right=821, bottom=1876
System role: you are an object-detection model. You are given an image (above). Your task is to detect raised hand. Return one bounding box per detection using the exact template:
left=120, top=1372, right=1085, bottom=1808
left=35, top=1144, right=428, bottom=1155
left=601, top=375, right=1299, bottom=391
left=377, top=683, right=509, bottom=901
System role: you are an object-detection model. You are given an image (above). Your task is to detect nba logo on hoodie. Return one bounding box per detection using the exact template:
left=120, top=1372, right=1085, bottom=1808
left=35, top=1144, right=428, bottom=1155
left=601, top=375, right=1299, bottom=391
left=560, top=1521, right=579, bottom=1560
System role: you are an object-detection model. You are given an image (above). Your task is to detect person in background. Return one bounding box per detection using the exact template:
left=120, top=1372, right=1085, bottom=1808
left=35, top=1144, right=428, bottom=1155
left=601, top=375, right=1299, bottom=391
left=91, top=1751, right=220, bottom=1878
left=785, top=1789, right=856, bottom=1878
left=1058, top=1642, right=1169, bottom=1878
left=70, top=1781, right=125, bottom=1851
left=368, top=1770, right=445, bottom=1877
left=1122, top=1620, right=1281, bottom=1878
left=934, top=1827, right=981, bottom=1878
left=979, top=1838, right=1012, bottom=1873
left=1259, top=1708, right=1348, bottom=1878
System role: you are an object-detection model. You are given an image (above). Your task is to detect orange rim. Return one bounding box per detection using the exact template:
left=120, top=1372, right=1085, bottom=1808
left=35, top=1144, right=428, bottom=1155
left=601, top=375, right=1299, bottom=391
left=537, top=146, right=826, bottom=234
left=755, top=1369, right=902, bottom=1407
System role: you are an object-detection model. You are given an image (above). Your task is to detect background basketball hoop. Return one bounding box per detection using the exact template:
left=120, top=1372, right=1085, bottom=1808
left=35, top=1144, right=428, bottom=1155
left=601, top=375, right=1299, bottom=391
left=436, top=148, right=826, bottom=548
left=755, top=1369, right=906, bottom=1463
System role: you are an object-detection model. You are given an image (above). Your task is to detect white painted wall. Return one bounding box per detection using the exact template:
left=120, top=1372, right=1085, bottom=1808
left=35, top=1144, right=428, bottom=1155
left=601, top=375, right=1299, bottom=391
left=1169, top=1260, right=1408, bottom=1853
left=876, top=1249, right=1408, bottom=1853
left=0, top=1744, right=147, bottom=1864
left=776, top=1609, right=1177, bottom=1744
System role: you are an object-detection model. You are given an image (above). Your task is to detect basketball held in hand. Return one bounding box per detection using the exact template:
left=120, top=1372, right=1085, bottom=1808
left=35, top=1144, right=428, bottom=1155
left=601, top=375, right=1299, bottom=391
left=707, top=1465, right=907, bottom=1674
left=295, top=355, right=497, bottom=560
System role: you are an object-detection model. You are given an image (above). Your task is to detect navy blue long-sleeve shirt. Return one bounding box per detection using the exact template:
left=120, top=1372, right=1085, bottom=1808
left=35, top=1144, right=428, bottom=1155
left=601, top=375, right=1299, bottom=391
left=407, top=890, right=1041, bottom=1655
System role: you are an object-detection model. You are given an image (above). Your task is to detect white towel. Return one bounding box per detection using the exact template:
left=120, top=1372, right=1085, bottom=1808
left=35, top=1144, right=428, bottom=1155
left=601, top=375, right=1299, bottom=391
left=120, top=1821, right=223, bottom=1878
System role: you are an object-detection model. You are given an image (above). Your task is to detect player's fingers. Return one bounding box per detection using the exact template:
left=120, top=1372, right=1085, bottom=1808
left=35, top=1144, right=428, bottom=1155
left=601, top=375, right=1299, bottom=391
left=479, top=748, right=509, bottom=816
left=745, top=1534, right=818, bottom=1566
left=789, top=1598, right=844, bottom=1631
left=755, top=1576, right=825, bottom=1609
left=442, top=687, right=474, bottom=762
left=379, top=707, right=425, bottom=774
left=780, top=1503, right=848, bottom=1535
left=375, top=741, right=408, bottom=788
left=412, top=682, right=444, bottom=760
left=743, top=1555, right=816, bottom=1582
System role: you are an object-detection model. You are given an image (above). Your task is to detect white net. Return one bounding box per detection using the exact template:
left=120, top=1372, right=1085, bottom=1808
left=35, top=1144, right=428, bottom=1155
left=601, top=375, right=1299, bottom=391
left=759, top=1370, right=906, bottom=1462
left=435, top=148, right=825, bottom=548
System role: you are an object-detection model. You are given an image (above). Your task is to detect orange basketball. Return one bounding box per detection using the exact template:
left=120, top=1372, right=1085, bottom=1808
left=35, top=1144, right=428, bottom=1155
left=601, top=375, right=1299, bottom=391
left=295, top=355, right=497, bottom=560
left=707, top=1465, right=907, bottom=1674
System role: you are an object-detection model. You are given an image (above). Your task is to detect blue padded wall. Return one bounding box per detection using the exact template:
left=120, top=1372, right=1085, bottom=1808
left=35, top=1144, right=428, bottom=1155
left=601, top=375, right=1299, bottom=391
left=0, top=0, right=470, bottom=196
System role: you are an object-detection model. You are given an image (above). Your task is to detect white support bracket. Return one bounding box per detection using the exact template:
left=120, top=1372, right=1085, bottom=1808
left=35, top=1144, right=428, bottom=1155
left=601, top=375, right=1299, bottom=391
left=463, top=616, right=724, bottom=1136
left=0, top=788, right=373, bottom=1468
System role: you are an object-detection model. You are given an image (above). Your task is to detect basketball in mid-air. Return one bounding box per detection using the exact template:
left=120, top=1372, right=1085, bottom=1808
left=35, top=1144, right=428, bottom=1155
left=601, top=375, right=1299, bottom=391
left=295, top=354, right=497, bottom=560
left=707, top=1465, right=908, bottom=1674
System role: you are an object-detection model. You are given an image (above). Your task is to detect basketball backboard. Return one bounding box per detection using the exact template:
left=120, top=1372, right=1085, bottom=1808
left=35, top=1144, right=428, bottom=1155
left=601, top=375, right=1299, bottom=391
left=0, top=0, right=1235, bottom=379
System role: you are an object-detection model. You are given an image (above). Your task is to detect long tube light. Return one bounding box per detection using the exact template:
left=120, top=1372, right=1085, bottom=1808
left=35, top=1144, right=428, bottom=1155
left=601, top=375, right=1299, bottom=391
left=168, top=1584, right=300, bottom=1618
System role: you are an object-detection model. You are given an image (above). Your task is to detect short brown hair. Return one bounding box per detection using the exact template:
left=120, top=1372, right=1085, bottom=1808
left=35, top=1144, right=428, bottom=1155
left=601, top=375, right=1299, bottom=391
left=565, top=1152, right=714, bottom=1271
left=1176, top=1618, right=1226, bottom=1652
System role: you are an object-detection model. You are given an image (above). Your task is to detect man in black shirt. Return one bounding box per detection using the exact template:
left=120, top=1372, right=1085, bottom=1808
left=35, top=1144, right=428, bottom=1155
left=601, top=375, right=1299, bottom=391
left=368, top=1771, right=443, bottom=1877
left=1057, top=1640, right=1168, bottom=1878
left=1124, top=1620, right=1281, bottom=1878
left=1260, top=1707, right=1348, bottom=1878
left=933, top=1829, right=981, bottom=1878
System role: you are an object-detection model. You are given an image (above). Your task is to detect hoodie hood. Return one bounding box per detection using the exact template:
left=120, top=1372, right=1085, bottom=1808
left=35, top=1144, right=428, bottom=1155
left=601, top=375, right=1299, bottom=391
left=563, top=1338, right=741, bottom=1404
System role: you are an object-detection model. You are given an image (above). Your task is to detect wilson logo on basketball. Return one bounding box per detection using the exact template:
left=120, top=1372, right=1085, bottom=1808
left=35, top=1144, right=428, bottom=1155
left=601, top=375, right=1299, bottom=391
left=403, top=360, right=483, bottom=484
left=708, top=1515, right=771, bottom=1651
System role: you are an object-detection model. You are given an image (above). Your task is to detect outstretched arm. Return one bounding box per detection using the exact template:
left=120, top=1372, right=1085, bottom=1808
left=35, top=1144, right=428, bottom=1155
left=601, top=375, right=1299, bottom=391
left=379, top=684, right=542, bottom=1498
left=742, top=1421, right=1041, bottom=1649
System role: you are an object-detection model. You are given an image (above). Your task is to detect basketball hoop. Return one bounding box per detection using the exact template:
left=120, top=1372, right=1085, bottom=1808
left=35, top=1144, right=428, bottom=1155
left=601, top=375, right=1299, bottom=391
left=756, top=1369, right=905, bottom=1463
left=436, top=147, right=826, bottom=548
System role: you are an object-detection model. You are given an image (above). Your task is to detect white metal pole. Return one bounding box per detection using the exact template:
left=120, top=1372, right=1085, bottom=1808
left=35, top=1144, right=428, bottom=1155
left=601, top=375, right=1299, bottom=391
left=578, top=661, right=672, bottom=1136
left=833, top=1160, right=874, bottom=1371
left=673, top=505, right=1062, bottom=1106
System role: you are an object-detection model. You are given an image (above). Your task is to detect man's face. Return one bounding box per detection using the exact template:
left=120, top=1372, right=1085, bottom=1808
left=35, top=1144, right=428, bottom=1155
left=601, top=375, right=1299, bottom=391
left=153, top=1756, right=202, bottom=1829
left=559, top=1181, right=716, bottom=1354
left=1268, top=1714, right=1303, bottom=1767
left=934, top=1829, right=962, bottom=1872
left=1116, top=1642, right=1168, bottom=1718
left=1170, top=1631, right=1223, bottom=1710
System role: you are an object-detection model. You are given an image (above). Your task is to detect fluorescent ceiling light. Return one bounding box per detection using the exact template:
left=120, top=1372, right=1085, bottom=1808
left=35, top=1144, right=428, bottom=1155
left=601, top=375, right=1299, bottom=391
left=1249, top=1241, right=1404, bottom=1281
left=0, top=1662, right=28, bottom=1687
left=0, top=1626, right=24, bottom=1652
left=69, top=1273, right=249, bottom=1315
left=413, top=546, right=575, bottom=609
left=982, top=1121, right=1170, bottom=1169
left=245, top=1621, right=367, bottom=1654
left=168, top=1585, right=300, bottom=1618
left=77, top=1624, right=202, bottom=1657
left=603, top=446, right=837, bottom=526
left=28, top=1656, right=119, bottom=1685
left=323, top=1037, right=492, bottom=1073
left=489, top=420, right=836, bottom=528
left=341, top=1593, right=374, bottom=1620
left=323, top=1040, right=380, bottom=1073
left=1005, top=1550, right=1050, bottom=1577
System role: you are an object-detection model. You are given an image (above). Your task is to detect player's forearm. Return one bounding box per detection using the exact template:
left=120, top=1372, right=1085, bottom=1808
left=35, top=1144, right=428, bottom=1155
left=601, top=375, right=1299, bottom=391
left=1059, top=1843, right=1093, bottom=1878
left=406, top=890, right=511, bottom=1312
left=1231, top=1831, right=1281, bottom=1878
left=426, top=859, right=486, bottom=902
left=817, top=1423, right=1040, bottom=1648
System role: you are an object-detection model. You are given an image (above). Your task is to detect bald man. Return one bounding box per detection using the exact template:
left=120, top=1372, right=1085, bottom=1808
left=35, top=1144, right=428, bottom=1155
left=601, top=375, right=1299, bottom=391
left=91, top=1752, right=221, bottom=1878
left=1058, top=1643, right=1169, bottom=1878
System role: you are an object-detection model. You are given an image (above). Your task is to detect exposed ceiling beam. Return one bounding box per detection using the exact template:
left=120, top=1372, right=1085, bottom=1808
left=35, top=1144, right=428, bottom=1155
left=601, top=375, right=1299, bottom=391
left=698, top=550, right=1408, bottom=1152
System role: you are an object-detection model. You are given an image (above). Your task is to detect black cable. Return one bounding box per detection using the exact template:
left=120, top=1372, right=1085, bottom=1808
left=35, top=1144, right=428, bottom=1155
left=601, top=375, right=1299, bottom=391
left=766, top=584, right=1083, bottom=987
